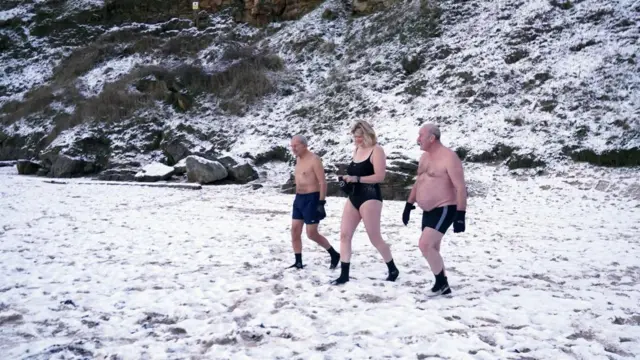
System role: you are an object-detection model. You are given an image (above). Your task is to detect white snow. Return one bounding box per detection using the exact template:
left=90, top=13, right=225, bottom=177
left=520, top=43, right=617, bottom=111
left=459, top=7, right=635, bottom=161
left=1, top=165, right=639, bottom=359
left=64, top=0, right=104, bottom=12
left=0, top=59, right=55, bottom=104
left=45, top=124, right=92, bottom=152
left=135, top=162, right=175, bottom=179
left=0, top=6, right=32, bottom=22
left=77, top=55, right=149, bottom=97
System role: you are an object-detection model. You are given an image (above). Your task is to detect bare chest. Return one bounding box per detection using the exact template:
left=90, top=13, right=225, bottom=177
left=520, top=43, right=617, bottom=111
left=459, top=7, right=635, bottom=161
left=418, top=158, right=448, bottom=179
left=295, top=162, right=315, bottom=180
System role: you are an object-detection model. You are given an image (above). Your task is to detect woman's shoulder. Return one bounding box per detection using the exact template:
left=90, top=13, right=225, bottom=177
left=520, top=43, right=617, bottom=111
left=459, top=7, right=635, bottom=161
left=373, top=144, right=386, bottom=154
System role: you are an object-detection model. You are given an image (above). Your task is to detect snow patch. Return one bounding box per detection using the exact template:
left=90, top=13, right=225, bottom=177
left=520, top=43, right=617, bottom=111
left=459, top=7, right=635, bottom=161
left=0, top=6, right=31, bottom=21
left=64, top=0, right=105, bottom=11
left=135, top=162, right=175, bottom=179
left=77, top=55, right=150, bottom=97
left=0, top=59, right=54, bottom=103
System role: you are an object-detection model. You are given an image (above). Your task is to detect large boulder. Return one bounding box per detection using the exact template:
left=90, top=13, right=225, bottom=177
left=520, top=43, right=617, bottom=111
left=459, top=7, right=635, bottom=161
left=173, top=158, right=187, bottom=175
left=97, top=168, right=138, bottom=182
left=217, top=156, right=238, bottom=169
left=227, top=163, right=259, bottom=184
left=161, top=136, right=191, bottom=166
left=38, top=152, right=97, bottom=178
left=205, top=156, right=259, bottom=184
left=35, top=133, right=112, bottom=178
left=185, top=155, right=228, bottom=184
left=16, top=160, right=41, bottom=175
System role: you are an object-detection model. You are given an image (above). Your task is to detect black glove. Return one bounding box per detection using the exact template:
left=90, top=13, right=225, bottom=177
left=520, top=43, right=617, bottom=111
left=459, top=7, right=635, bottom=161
left=402, top=202, right=415, bottom=226
left=453, top=210, right=466, bottom=233
left=316, top=200, right=327, bottom=220
left=338, top=176, right=353, bottom=195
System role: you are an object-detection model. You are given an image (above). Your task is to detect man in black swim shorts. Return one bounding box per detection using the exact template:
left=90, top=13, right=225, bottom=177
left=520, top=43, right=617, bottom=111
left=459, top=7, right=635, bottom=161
left=403, top=124, right=468, bottom=296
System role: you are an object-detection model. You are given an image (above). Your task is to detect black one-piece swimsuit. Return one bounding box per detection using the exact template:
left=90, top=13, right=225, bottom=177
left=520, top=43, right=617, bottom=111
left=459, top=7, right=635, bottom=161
left=346, top=149, right=383, bottom=210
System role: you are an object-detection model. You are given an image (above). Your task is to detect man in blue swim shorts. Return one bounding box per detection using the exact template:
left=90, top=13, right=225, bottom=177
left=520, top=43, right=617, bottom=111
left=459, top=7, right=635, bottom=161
left=288, top=135, right=340, bottom=270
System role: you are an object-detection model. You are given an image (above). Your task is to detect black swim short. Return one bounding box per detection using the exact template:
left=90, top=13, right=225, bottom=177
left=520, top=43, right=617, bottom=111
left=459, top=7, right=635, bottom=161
left=422, top=205, right=457, bottom=234
left=292, top=192, right=322, bottom=225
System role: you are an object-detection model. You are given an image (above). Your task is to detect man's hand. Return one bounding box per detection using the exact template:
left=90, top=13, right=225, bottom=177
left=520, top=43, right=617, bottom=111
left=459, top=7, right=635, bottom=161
left=402, top=202, right=415, bottom=226
left=316, top=200, right=327, bottom=220
left=453, top=210, right=466, bottom=233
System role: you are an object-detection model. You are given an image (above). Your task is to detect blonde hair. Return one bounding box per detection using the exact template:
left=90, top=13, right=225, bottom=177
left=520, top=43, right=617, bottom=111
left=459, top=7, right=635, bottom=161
left=350, top=120, right=377, bottom=147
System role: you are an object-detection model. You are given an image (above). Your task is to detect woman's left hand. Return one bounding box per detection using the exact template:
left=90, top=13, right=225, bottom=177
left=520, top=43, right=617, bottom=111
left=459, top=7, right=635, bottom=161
left=343, top=175, right=356, bottom=183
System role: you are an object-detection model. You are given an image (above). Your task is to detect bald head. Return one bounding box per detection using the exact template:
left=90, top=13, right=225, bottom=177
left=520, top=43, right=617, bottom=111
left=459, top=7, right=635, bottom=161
left=421, top=123, right=441, bottom=141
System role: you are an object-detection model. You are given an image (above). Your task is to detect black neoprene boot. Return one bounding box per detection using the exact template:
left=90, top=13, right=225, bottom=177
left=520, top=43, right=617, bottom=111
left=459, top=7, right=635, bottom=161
left=331, top=262, right=350, bottom=285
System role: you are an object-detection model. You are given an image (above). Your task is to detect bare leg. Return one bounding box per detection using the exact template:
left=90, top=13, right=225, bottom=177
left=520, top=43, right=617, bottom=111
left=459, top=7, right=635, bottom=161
left=360, top=200, right=399, bottom=281
left=331, top=199, right=361, bottom=285
left=305, top=224, right=331, bottom=249
left=418, top=228, right=445, bottom=274
left=289, top=220, right=304, bottom=268
left=359, top=200, right=392, bottom=262
left=419, top=228, right=451, bottom=294
left=339, top=200, right=361, bottom=263
left=306, top=224, right=340, bottom=269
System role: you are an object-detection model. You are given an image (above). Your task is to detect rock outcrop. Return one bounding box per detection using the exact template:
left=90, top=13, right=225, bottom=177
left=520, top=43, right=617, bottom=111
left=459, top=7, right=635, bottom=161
left=0, top=131, right=47, bottom=162
left=16, top=160, right=41, bottom=175
left=192, top=0, right=325, bottom=25
left=352, top=0, right=398, bottom=15
left=103, top=0, right=326, bottom=26
left=38, top=152, right=99, bottom=178
left=97, top=168, right=138, bottom=182
left=185, top=155, right=228, bottom=184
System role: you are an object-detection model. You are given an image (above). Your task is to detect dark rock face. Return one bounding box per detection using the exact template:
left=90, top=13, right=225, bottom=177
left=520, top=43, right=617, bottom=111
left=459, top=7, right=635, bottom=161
left=96, top=168, right=138, bottom=181
left=38, top=152, right=96, bottom=178
left=562, top=146, right=640, bottom=167
left=16, top=160, right=41, bottom=175
left=506, top=153, right=546, bottom=170
left=227, top=163, right=259, bottom=184
left=0, top=131, right=47, bottom=161
left=161, top=134, right=192, bottom=166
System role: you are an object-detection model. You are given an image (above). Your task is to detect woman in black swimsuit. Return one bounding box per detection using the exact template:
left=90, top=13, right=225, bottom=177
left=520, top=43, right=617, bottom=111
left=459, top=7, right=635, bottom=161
left=331, top=121, right=400, bottom=285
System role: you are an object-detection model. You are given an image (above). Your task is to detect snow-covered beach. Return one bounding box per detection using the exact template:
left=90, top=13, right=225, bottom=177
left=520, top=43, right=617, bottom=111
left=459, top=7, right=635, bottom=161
left=1, top=165, right=639, bottom=359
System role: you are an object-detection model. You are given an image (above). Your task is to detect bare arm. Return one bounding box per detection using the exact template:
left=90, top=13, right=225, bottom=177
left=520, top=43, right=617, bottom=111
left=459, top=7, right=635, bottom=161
left=407, top=154, right=425, bottom=204
left=447, top=152, right=467, bottom=211
left=312, top=155, right=327, bottom=200
left=358, top=146, right=386, bottom=183
left=407, top=184, right=417, bottom=203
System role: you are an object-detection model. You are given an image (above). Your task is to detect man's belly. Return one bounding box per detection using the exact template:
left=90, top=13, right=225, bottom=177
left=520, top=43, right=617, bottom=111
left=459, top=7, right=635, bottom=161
left=415, top=177, right=457, bottom=212
left=296, top=180, right=320, bottom=194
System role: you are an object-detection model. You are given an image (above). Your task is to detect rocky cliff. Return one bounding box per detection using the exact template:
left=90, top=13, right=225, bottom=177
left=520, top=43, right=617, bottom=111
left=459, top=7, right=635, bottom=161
left=1, top=0, right=638, bottom=198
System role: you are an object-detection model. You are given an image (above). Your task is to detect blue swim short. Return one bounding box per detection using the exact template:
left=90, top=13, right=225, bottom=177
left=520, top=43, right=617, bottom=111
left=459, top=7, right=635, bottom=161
left=292, top=192, right=322, bottom=225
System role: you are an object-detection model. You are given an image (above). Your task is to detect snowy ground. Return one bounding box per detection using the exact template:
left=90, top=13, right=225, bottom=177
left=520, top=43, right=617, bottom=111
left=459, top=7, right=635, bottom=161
left=0, top=165, right=639, bottom=360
